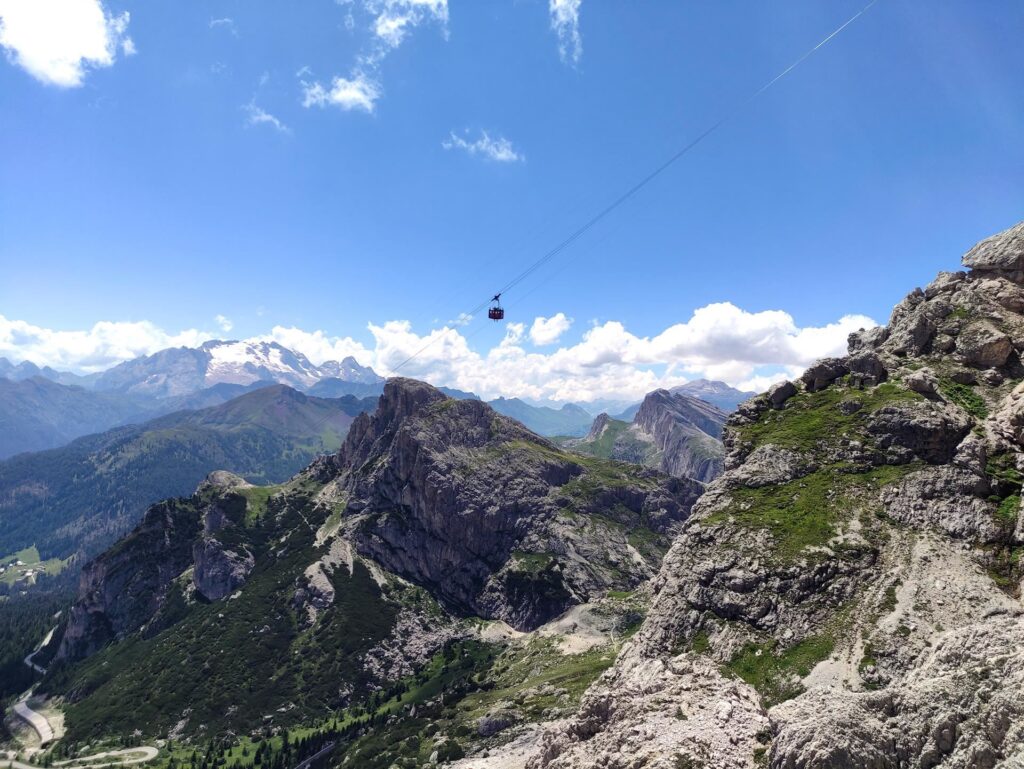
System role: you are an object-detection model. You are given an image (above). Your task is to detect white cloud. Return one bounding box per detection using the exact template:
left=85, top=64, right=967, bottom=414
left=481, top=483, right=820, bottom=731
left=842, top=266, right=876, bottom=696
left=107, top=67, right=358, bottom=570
left=443, top=130, right=524, bottom=163
left=549, top=0, right=582, bottom=66
left=0, top=0, right=134, bottom=87
left=0, top=314, right=215, bottom=373
left=368, top=0, right=448, bottom=51
left=262, top=325, right=374, bottom=368
left=302, top=71, right=380, bottom=112
left=0, top=302, right=877, bottom=403
left=303, top=0, right=446, bottom=113
left=209, top=17, right=238, bottom=37
left=244, top=100, right=290, bottom=133
left=529, top=313, right=572, bottom=346
left=215, top=315, right=233, bottom=333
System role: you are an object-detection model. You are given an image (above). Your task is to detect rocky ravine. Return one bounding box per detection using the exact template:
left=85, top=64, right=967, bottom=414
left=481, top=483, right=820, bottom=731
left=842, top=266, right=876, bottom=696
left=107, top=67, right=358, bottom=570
left=504, top=222, right=1024, bottom=768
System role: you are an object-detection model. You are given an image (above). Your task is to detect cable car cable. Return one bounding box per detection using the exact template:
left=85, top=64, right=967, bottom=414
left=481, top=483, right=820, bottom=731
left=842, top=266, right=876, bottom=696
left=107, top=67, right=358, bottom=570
left=393, top=0, right=880, bottom=373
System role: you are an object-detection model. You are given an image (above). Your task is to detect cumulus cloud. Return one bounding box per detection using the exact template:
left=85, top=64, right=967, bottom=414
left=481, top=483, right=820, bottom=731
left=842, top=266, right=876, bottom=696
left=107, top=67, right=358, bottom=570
left=0, top=302, right=876, bottom=403
left=443, top=130, right=524, bottom=163
left=301, top=71, right=381, bottom=112
left=214, top=315, right=233, bottom=333
left=0, top=314, right=215, bottom=373
left=0, top=0, right=134, bottom=87
left=261, top=325, right=372, bottom=368
left=368, top=0, right=448, bottom=53
left=529, top=313, right=572, bottom=346
left=301, top=0, right=446, bottom=113
left=549, top=0, right=582, bottom=65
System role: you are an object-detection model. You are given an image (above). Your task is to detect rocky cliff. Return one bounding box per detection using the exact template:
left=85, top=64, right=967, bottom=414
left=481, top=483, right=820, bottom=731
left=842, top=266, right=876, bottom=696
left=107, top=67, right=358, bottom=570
left=564, top=389, right=727, bottom=483
left=332, top=378, right=703, bottom=630
left=55, top=471, right=257, bottom=662
left=517, top=222, right=1024, bottom=768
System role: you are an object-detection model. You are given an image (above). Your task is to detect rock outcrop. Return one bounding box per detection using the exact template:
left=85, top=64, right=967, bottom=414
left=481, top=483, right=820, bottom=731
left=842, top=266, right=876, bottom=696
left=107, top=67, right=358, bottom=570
left=334, top=378, right=703, bottom=631
left=564, top=389, right=727, bottom=483
left=56, top=495, right=202, bottom=662
left=56, top=472, right=259, bottom=662
left=521, top=221, right=1024, bottom=768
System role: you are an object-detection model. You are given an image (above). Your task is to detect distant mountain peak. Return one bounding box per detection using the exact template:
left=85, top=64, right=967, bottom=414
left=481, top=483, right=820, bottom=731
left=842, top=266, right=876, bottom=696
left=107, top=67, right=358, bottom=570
left=670, top=379, right=757, bottom=412
left=92, top=339, right=384, bottom=398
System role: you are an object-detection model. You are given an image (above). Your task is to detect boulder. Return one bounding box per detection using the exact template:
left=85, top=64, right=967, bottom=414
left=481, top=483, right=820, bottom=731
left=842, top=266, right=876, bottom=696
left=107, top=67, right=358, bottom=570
left=848, top=352, right=888, bottom=386
left=886, top=311, right=936, bottom=357
left=956, top=321, right=1013, bottom=368
left=800, top=358, right=849, bottom=392
left=962, top=220, right=1024, bottom=278
left=767, top=380, right=797, bottom=408
left=904, top=368, right=938, bottom=395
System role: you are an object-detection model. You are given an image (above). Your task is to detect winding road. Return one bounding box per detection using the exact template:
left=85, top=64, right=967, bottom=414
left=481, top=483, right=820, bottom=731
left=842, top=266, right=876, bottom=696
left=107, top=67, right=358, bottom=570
left=2, top=747, right=158, bottom=769
left=12, top=696, right=53, bottom=745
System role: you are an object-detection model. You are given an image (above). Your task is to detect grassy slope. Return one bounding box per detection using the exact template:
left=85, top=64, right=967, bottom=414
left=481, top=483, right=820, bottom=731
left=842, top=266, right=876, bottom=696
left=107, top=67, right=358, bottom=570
left=48, top=483, right=401, bottom=741
left=0, top=388, right=365, bottom=562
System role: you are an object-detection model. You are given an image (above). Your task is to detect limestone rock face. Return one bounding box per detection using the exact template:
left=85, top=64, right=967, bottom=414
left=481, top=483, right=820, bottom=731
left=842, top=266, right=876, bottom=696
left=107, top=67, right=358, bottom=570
left=56, top=496, right=202, bottom=662
left=565, top=389, right=727, bottom=484
left=632, top=389, right=727, bottom=482
left=509, top=222, right=1024, bottom=769
left=336, top=378, right=703, bottom=631
left=962, top=220, right=1024, bottom=279
left=192, top=538, right=254, bottom=601
left=55, top=473, right=259, bottom=662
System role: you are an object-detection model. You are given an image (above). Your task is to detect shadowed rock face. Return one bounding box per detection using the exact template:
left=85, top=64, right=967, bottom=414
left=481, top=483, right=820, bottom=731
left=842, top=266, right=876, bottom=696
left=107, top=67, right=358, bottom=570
left=337, top=378, right=704, bottom=631
left=633, top=390, right=727, bottom=481
left=525, top=222, right=1024, bottom=769
left=56, top=497, right=202, bottom=662
left=55, top=472, right=254, bottom=662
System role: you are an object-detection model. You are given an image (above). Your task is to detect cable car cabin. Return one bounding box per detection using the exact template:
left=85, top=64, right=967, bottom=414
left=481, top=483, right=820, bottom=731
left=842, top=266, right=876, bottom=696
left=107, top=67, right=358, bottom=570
left=488, top=294, right=504, bottom=321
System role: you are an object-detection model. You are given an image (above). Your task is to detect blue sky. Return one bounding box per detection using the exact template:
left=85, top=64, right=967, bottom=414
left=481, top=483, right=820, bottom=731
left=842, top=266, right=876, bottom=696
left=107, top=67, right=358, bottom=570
left=1, top=0, right=1022, bottom=402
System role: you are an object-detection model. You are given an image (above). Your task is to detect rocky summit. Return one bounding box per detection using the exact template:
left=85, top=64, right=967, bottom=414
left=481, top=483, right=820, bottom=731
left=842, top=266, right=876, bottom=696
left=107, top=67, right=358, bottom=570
left=317, top=378, right=702, bottom=630
left=564, top=388, right=726, bottom=483
left=517, top=221, right=1024, bottom=768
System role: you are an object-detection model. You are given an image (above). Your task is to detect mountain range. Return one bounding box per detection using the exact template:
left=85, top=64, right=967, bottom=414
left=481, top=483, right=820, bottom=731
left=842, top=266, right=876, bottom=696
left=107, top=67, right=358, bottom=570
left=44, top=378, right=702, bottom=744
left=0, top=385, right=374, bottom=571
left=2, top=340, right=754, bottom=460
left=14, top=220, right=1024, bottom=769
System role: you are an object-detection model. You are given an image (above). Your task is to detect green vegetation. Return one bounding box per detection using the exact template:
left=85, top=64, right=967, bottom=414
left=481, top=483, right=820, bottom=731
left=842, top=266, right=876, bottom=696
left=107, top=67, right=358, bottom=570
left=510, top=551, right=555, bottom=573
left=737, top=381, right=922, bottom=452
left=0, top=591, right=69, bottom=699
left=45, top=485, right=404, bottom=742
left=996, top=495, right=1021, bottom=528
left=987, top=451, right=1024, bottom=491
left=705, top=464, right=914, bottom=563
left=690, top=631, right=710, bottom=654
left=238, top=485, right=279, bottom=524
left=0, top=388, right=364, bottom=565
left=938, top=377, right=989, bottom=420
left=136, top=636, right=617, bottom=769
left=564, top=418, right=655, bottom=464
left=0, top=545, right=69, bottom=587
left=881, top=583, right=899, bottom=614
left=726, top=635, right=834, bottom=706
